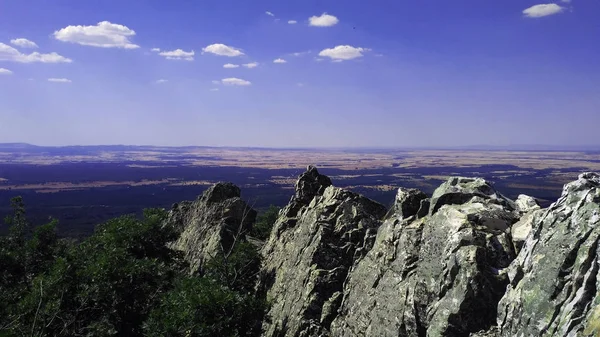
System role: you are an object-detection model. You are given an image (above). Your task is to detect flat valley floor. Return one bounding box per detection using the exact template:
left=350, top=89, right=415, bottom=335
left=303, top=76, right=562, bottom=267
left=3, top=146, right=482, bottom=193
left=1, top=145, right=599, bottom=237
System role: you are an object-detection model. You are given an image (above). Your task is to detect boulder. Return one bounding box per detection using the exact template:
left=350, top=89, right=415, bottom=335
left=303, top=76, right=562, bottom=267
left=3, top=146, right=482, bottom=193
left=514, top=194, right=540, bottom=214
left=166, top=182, right=256, bottom=274
left=385, top=187, right=428, bottom=220
left=429, top=177, right=513, bottom=216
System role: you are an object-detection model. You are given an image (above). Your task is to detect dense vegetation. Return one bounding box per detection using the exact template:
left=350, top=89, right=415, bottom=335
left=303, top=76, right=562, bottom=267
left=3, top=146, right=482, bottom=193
left=0, top=197, right=278, bottom=336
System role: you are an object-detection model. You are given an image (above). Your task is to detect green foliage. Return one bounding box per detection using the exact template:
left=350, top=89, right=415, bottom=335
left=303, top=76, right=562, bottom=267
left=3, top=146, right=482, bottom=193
left=144, top=277, right=266, bottom=337
left=251, top=205, right=280, bottom=240
left=0, top=199, right=269, bottom=337
left=204, top=241, right=262, bottom=293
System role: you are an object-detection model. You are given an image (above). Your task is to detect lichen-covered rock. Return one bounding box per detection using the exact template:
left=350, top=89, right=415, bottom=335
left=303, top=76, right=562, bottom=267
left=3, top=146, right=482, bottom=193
left=166, top=182, right=256, bottom=274
left=259, top=167, right=387, bottom=337
left=510, top=208, right=544, bottom=253
left=497, top=172, right=600, bottom=337
left=429, top=177, right=513, bottom=216
left=385, top=187, right=428, bottom=220
left=514, top=194, right=540, bottom=214
left=331, top=177, right=519, bottom=337
left=283, top=165, right=333, bottom=218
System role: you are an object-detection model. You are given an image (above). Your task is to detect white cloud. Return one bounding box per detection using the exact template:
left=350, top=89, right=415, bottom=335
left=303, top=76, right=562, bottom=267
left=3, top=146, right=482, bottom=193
left=523, top=4, right=565, bottom=18
left=242, top=62, right=259, bottom=68
left=210, top=88, right=219, bottom=91
left=314, top=57, right=325, bottom=62
left=0, top=43, right=72, bottom=63
left=223, top=63, right=239, bottom=68
left=212, top=80, right=221, bottom=85
left=0, top=68, right=13, bottom=75
left=221, top=77, right=251, bottom=86
left=154, top=79, right=168, bottom=84
left=48, top=78, right=71, bottom=83
left=158, top=49, right=194, bottom=61
left=266, top=11, right=275, bottom=17
left=318, top=45, right=366, bottom=61
left=53, top=21, right=139, bottom=49
left=202, top=43, right=244, bottom=57
left=308, top=13, right=339, bottom=27
left=561, top=0, right=571, bottom=3
left=151, top=47, right=160, bottom=52
left=288, top=20, right=297, bottom=24
left=10, top=38, right=38, bottom=49
left=273, top=58, right=287, bottom=64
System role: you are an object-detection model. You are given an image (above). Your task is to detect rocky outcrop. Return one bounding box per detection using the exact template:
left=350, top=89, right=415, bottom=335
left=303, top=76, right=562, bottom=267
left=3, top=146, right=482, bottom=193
left=330, top=177, right=520, bottom=337
left=259, top=166, right=387, bottom=337
left=169, top=167, right=600, bottom=337
left=496, top=172, right=600, bottom=337
left=166, top=182, right=256, bottom=274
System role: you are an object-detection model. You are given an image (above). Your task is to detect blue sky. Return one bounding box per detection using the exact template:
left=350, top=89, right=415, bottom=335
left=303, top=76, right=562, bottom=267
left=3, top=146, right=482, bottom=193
left=0, top=0, right=599, bottom=148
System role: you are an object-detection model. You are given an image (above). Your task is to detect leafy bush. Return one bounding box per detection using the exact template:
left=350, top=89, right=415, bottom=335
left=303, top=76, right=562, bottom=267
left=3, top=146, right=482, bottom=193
left=144, top=277, right=266, bottom=337
left=0, top=198, right=268, bottom=337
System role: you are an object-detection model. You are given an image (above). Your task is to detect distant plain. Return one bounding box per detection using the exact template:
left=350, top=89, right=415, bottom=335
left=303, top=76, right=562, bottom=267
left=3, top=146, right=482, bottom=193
left=1, top=144, right=598, bottom=237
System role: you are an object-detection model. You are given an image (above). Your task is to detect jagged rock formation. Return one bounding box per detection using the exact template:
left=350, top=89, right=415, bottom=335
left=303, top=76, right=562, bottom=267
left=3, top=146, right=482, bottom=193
left=330, top=176, right=520, bottom=336
left=166, top=182, right=256, bottom=273
left=495, top=173, right=600, bottom=337
left=165, top=167, right=600, bottom=337
left=259, top=166, right=387, bottom=337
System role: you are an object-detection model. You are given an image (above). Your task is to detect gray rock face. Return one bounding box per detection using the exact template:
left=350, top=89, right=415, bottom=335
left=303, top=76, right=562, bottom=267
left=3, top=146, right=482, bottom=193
left=497, top=172, right=600, bottom=337
left=514, top=194, right=540, bottom=214
left=167, top=182, right=256, bottom=273
left=429, top=177, right=513, bottom=216
left=259, top=167, right=387, bottom=337
left=330, top=178, right=519, bottom=337
left=510, top=208, right=543, bottom=253
left=385, top=187, right=428, bottom=220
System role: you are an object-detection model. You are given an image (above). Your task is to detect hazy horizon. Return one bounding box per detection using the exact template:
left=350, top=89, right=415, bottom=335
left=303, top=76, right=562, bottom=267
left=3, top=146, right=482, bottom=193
left=1, top=142, right=600, bottom=152
left=1, top=1, right=599, bottom=148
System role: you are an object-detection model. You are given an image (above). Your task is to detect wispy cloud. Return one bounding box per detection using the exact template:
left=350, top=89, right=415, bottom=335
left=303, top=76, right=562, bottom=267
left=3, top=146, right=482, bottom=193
left=154, top=79, right=168, bottom=84
left=53, top=21, right=139, bottom=49
left=0, top=68, right=13, bottom=75
left=223, top=63, right=239, bottom=68
left=10, top=38, right=38, bottom=49
left=202, top=43, right=244, bottom=57
left=273, top=58, right=287, bottom=64
left=221, top=78, right=251, bottom=86
left=523, top=4, right=565, bottom=18
left=290, top=50, right=311, bottom=57
left=48, top=78, right=72, bottom=83
left=151, top=47, right=160, bottom=52
left=266, top=11, right=275, bottom=17
left=308, top=13, right=339, bottom=27
left=319, top=45, right=367, bottom=61
left=158, top=49, right=194, bottom=61
left=0, top=43, right=72, bottom=63
left=242, top=62, right=259, bottom=69
left=210, top=88, right=219, bottom=91
left=288, top=20, right=297, bottom=24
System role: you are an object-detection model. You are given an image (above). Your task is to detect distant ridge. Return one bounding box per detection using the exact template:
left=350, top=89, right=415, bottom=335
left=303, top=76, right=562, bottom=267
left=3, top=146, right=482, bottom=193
left=0, top=143, right=598, bottom=152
